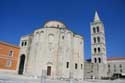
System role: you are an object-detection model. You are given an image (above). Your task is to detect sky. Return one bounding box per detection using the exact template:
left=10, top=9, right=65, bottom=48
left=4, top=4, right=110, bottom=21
left=0, top=0, right=125, bottom=59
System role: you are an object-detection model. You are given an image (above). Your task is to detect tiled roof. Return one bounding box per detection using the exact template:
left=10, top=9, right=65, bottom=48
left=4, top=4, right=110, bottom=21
left=0, top=41, right=20, bottom=48
left=107, top=57, right=125, bottom=61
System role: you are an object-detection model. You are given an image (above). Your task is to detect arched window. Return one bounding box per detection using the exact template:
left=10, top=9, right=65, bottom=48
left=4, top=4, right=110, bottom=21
left=93, top=27, right=96, bottom=33
left=24, top=41, right=27, bottom=46
left=97, top=26, right=100, bottom=32
left=98, top=58, right=101, bottom=63
left=98, top=47, right=101, bottom=53
left=21, top=41, right=24, bottom=46
left=93, top=37, right=96, bottom=43
left=94, top=58, right=97, bottom=63
left=94, top=48, right=97, bottom=54
left=97, top=37, right=100, bottom=43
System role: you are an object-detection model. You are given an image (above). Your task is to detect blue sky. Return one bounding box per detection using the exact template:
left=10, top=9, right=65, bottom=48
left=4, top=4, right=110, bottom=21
left=0, top=0, right=125, bottom=59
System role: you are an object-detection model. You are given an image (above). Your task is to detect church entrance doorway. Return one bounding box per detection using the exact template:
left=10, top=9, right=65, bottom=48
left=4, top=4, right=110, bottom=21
left=47, top=66, right=51, bottom=76
left=18, top=54, right=25, bottom=75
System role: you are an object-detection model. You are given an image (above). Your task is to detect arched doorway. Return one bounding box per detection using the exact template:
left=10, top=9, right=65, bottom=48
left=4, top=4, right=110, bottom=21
left=18, top=54, right=25, bottom=75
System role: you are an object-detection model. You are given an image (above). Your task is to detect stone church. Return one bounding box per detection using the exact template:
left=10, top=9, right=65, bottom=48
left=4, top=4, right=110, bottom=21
left=18, top=21, right=84, bottom=80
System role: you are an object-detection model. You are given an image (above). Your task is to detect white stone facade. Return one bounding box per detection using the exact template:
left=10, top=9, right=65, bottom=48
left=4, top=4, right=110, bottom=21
left=18, top=21, right=84, bottom=80
left=84, top=11, right=125, bottom=80
left=90, top=11, right=107, bottom=79
left=107, top=58, right=125, bottom=78
left=91, top=11, right=107, bottom=64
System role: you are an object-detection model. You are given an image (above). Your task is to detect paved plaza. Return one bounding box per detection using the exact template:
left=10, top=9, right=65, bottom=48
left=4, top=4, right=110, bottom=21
left=0, top=74, right=124, bottom=83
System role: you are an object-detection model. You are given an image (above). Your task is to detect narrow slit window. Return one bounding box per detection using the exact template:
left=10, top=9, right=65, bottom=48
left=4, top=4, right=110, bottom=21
left=75, top=63, right=77, bottom=69
left=66, top=62, right=69, bottom=68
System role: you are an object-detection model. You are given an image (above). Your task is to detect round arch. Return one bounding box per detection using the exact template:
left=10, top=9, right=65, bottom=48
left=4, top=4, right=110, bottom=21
left=18, top=54, right=25, bottom=75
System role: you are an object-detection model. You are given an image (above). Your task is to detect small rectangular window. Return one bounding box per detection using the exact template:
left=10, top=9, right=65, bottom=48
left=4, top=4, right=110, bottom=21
left=108, top=64, right=110, bottom=68
left=120, top=69, right=122, bottom=73
left=114, top=69, right=116, bottom=72
left=75, top=63, right=77, bottom=69
left=108, top=69, right=110, bottom=73
left=66, top=62, right=69, bottom=68
left=62, top=36, right=64, bottom=39
left=114, top=65, right=116, bottom=72
left=47, top=66, right=51, bottom=76
left=119, top=64, right=122, bottom=68
left=6, top=60, right=12, bottom=67
left=81, top=64, right=83, bottom=69
left=8, top=50, right=13, bottom=56
left=41, top=31, right=44, bottom=33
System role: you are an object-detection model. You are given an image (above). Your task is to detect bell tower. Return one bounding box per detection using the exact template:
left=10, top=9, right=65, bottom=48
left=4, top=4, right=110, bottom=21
left=90, top=11, right=107, bottom=79
left=91, top=11, right=107, bottom=64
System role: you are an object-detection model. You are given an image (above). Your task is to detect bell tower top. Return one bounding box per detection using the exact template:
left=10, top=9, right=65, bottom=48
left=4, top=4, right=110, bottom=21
left=94, top=11, right=101, bottom=22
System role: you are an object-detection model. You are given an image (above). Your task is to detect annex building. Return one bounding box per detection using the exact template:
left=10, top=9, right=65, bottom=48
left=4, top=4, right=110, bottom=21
left=0, top=41, right=20, bottom=74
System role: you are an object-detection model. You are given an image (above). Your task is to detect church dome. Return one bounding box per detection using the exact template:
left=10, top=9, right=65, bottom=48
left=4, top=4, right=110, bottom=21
left=44, top=20, right=66, bottom=28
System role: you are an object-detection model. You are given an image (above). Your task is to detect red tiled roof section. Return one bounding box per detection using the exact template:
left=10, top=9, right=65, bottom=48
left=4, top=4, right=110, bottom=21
left=0, top=41, right=19, bottom=48
left=107, top=57, right=125, bottom=61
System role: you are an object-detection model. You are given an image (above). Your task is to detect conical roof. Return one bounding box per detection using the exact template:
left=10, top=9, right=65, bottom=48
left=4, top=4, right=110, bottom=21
left=94, top=11, right=101, bottom=22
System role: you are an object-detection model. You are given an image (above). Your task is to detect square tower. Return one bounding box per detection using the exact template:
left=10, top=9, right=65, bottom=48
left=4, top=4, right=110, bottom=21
left=90, top=11, right=107, bottom=79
